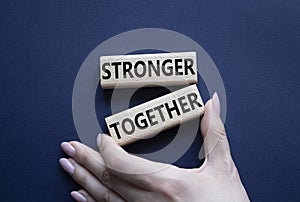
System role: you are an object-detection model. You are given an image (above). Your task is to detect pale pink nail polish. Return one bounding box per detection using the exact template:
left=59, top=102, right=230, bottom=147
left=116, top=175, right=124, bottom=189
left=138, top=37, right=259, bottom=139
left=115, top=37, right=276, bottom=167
left=71, top=191, right=87, bottom=202
left=59, top=158, right=74, bottom=174
left=212, top=92, right=220, bottom=116
left=61, top=142, right=75, bottom=157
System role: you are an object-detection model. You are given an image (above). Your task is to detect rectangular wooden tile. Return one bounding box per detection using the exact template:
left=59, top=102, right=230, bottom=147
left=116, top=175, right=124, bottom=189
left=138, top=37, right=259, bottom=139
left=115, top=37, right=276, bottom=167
left=100, top=52, right=197, bottom=89
left=105, top=84, right=204, bottom=146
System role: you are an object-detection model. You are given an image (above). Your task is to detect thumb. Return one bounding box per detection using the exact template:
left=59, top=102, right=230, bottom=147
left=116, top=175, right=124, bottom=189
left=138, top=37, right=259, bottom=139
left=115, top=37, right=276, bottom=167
left=200, top=93, right=233, bottom=171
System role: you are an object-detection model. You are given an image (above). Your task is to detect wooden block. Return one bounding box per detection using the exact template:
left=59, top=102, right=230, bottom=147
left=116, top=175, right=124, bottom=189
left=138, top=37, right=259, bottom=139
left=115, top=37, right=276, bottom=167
left=100, top=52, right=197, bottom=89
left=105, top=84, right=204, bottom=146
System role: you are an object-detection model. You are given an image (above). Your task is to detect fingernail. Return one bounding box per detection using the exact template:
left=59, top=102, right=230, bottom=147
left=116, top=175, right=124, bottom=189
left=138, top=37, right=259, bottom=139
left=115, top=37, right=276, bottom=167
left=61, top=142, right=75, bottom=157
left=212, top=92, right=220, bottom=116
left=71, top=191, right=87, bottom=202
left=97, top=133, right=102, bottom=146
left=59, top=158, right=75, bottom=174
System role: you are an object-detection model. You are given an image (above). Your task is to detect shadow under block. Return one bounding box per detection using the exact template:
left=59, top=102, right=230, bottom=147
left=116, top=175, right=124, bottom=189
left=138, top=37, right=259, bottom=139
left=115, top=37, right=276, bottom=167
left=105, top=84, right=204, bottom=146
left=100, top=52, right=197, bottom=89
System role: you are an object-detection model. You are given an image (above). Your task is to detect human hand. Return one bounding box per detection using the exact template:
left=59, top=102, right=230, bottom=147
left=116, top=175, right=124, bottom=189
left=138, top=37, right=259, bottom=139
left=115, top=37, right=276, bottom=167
left=59, top=93, right=249, bottom=202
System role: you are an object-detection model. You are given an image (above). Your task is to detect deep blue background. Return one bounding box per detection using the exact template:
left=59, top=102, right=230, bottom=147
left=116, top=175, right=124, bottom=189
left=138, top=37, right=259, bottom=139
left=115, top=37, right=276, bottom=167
left=1, top=0, right=299, bottom=201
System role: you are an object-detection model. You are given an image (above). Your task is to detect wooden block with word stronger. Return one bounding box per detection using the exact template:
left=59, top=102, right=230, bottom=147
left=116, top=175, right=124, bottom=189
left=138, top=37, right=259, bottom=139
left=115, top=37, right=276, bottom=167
left=100, top=52, right=197, bottom=89
left=105, top=84, right=204, bottom=146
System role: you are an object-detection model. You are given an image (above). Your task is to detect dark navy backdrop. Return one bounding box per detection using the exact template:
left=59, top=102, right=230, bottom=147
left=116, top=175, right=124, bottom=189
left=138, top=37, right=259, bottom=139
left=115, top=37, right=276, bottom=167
left=1, top=0, right=299, bottom=201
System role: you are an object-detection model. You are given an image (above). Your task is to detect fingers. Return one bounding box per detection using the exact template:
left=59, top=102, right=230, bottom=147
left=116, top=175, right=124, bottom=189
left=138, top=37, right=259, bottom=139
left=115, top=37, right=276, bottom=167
left=62, top=141, right=106, bottom=181
left=61, top=141, right=157, bottom=201
left=102, top=172, right=160, bottom=202
left=71, top=189, right=96, bottom=202
left=98, top=134, right=178, bottom=190
left=200, top=93, right=234, bottom=172
left=59, top=158, right=125, bottom=202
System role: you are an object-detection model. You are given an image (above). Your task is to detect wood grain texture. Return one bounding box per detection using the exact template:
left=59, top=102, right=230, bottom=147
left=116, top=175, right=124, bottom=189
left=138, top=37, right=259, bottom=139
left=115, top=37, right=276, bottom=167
left=105, top=84, right=204, bottom=146
left=100, top=52, right=197, bottom=89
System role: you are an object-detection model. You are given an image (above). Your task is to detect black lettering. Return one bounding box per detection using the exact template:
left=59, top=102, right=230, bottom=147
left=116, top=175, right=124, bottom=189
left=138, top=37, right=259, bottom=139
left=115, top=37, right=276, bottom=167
left=153, top=104, right=165, bottom=122
left=101, top=62, right=111, bottom=79
left=187, top=93, right=202, bottom=110
left=148, top=60, right=160, bottom=77
left=184, top=58, right=195, bottom=75
left=162, top=59, right=173, bottom=76
left=123, top=61, right=134, bottom=78
left=134, top=113, right=148, bottom=129
left=178, top=96, right=190, bottom=113
left=165, top=100, right=180, bottom=119
left=111, top=62, right=121, bottom=79
left=121, top=118, right=135, bottom=135
left=109, top=122, right=121, bottom=139
left=134, top=61, right=147, bottom=78
left=145, top=109, right=158, bottom=126
left=174, top=59, right=183, bottom=75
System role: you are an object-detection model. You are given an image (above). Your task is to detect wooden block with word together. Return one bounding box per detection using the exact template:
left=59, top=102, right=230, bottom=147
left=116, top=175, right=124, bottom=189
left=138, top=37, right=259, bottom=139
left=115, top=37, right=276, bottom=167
left=105, top=84, right=204, bottom=146
left=100, top=52, right=197, bottom=89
